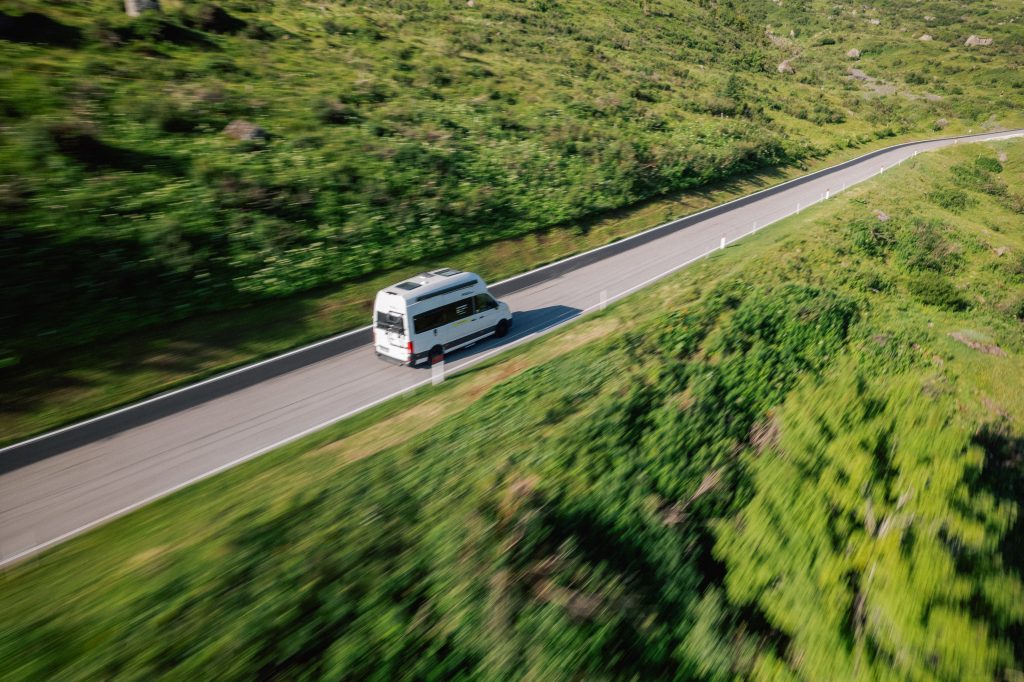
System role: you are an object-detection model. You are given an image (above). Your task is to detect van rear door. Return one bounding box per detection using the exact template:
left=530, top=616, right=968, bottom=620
left=376, top=309, right=407, bottom=352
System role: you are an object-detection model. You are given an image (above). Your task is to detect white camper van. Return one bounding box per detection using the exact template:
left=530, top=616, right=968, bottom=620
left=373, top=268, right=512, bottom=365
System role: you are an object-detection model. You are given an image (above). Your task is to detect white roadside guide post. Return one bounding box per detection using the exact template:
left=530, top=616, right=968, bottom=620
left=720, top=236, right=726, bottom=250
left=431, top=355, right=445, bottom=385
left=600, top=289, right=607, bottom=311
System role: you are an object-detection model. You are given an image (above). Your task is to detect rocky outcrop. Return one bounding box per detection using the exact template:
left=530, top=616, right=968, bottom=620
left=846, top=48, right=861, bottom=59
left=964, top=35, right=993, bottom=47
left=223, top=120, right=268, bottom=141
left=777, top=60, right=794, bottom=74
left=124, top=0, right=160, bottom=16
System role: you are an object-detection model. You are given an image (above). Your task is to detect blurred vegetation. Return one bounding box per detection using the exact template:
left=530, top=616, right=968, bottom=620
left=2, top=140, right=1022, bottom=679
left=1, top=0, right=1023, bottom=373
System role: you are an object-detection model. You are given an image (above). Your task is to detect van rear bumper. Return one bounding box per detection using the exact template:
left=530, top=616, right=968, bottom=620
left=375, top=348, right=432, bottom=366
left=374, top=351, right=407, bottom=366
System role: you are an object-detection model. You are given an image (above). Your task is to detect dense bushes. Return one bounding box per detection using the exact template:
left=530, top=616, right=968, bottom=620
left=0, top=0, right=815, bottom=362
left=5, top=0, right=1021, bottom=365
left=715, top=372, right=1023, bottom=680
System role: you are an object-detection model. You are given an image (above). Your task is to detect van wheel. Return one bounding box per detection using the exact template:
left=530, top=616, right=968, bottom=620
left=495, top=319, right=510, bottom=338
left=430, top=345, right=444, bottom=364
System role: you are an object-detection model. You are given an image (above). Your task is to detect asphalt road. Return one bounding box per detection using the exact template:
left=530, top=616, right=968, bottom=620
left=2, top=130, right=1021, bottom=567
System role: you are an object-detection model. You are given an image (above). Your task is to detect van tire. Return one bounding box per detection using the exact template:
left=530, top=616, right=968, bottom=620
left=495, top=319, right=510, bottom=338
left=430, top=345, right=444, bottom=364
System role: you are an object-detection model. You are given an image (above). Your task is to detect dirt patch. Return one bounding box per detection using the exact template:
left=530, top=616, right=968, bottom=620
left=750, top=414, right=780, bottom=453
left=847, top=68, right=896, bottom=96
left=224, top=119, right=268, bottom=141
left=980, top=394, right=1010, bottom=421
left=949, top=331, right=1006, bottom=356
left=125, top=544, right=174, bottom=570
left=660, top=468, right=724, bottom=526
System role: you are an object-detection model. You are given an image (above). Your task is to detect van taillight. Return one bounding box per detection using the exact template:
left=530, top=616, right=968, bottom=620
left=407, top=341, right=414, bottom=360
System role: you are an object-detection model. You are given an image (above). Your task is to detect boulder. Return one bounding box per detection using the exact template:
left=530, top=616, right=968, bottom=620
left=964, top=34, right=993, bottom=46
left=919, top=33, right=933, bottom=41
left=846, top=48, right=861, bottom=58
left=869, top=18, right=880, bottom=25
left=124, top=0, right=160, bottom=16
left=874, top=209, right=890, bottom=222
left=223, top=119, right=268, bottom=141
left=777, top=59, right=794, bottom=74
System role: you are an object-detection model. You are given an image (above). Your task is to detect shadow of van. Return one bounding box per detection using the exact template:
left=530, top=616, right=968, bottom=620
left=418, top=304, right=583, bottom=369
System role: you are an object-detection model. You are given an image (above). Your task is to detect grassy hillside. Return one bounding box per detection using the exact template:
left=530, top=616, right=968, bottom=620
left=2, top=138, right=1022, bottom=679
left=1, top=0, right=1022, bottom=367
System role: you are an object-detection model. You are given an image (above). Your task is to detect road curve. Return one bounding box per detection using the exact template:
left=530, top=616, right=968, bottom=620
left=2, top=129, right=1021, bottom=567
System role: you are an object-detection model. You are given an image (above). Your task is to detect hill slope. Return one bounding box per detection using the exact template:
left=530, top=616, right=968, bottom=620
left=2, top=138, right=1022, bottom=679
left=2, top=0, right=1022, bottom=368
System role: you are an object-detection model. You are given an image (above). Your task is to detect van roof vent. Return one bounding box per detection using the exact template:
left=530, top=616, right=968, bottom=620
left=433, top=268, right=462, bottom=277
left=395, top=281, right=421, bottom=291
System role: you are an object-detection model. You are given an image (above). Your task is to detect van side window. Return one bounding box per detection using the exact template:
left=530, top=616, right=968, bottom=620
left=414, top=308, right=444, bottom=333
left=414, top=299, right=475, bottom=333
left=474, top=294, right=497, bottom=312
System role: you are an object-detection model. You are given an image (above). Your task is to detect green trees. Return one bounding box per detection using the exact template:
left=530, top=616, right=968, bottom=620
left=715, top=373, right=1023, bottom=680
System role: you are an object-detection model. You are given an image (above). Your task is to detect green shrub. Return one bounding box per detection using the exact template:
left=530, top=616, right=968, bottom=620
left=893, top=217, right=959, bottom=272
left=927, top=186, right=978, bottom=213
left=951, top=162, right=1007, bottom=196
left=907, top=270, right=964, bottom=310
left=975, top=156, right=1004, bottom=173
left=847, top=216, right=894, bottom=257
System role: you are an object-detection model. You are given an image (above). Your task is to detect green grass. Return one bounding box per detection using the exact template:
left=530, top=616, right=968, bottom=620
left=2, top=0, right=1023, bottom=438
left=2, top=138, right=1022, bottom=680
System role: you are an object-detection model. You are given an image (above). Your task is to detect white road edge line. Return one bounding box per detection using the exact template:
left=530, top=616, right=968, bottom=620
left=1, top=323, right=373, bottom=452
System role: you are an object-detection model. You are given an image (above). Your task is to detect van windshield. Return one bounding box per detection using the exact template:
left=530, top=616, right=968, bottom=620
left=376, top=311, right=405, bottom=334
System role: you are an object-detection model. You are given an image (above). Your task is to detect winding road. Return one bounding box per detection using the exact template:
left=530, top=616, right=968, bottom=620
left=2, top=129, right=1021, bottom=568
